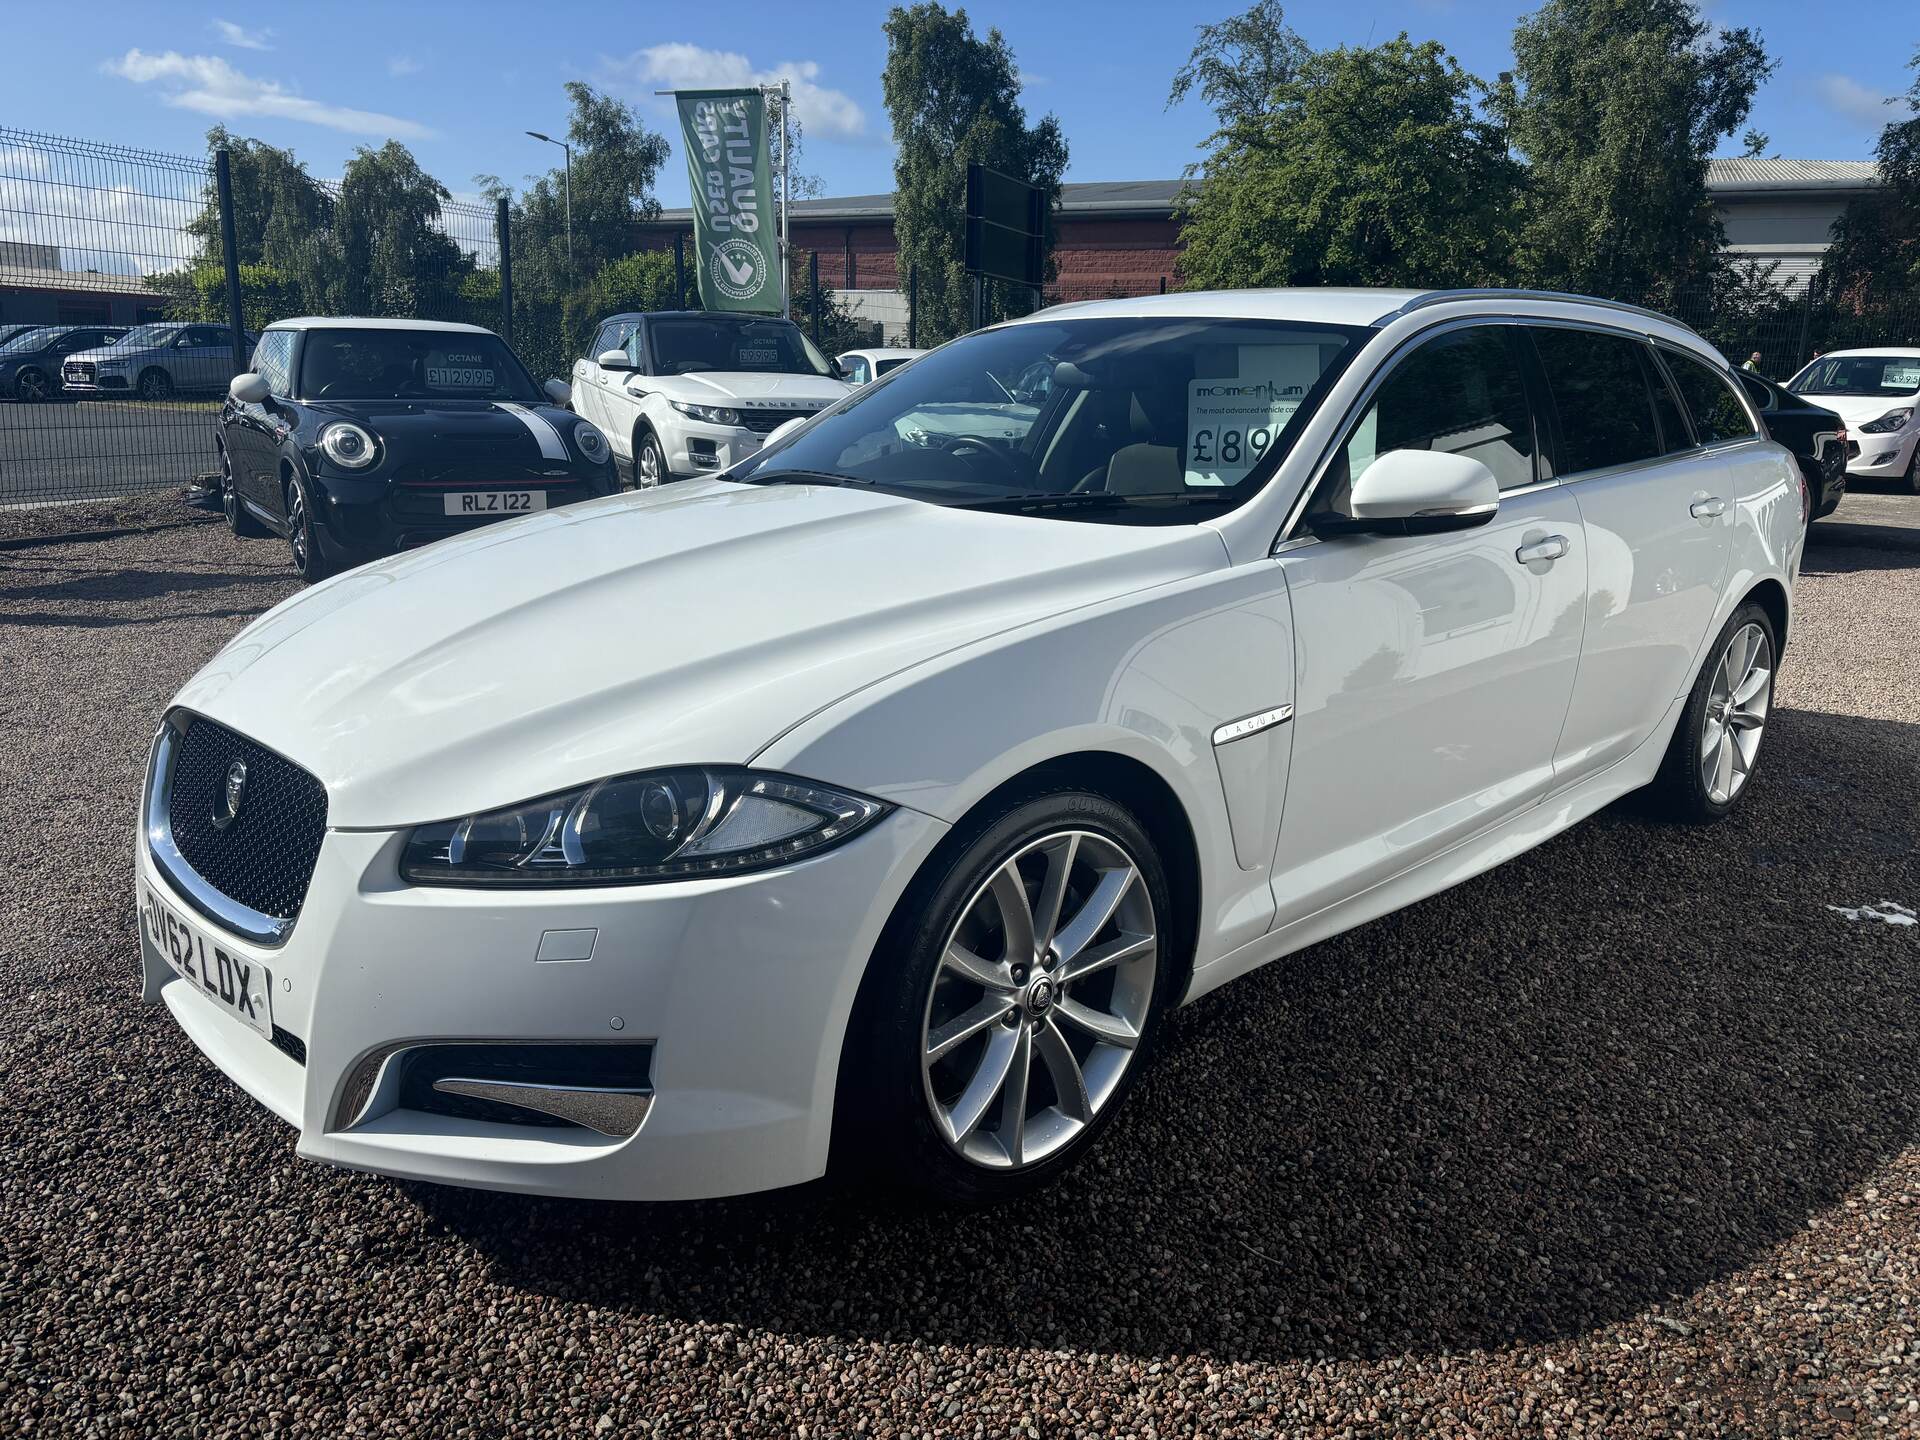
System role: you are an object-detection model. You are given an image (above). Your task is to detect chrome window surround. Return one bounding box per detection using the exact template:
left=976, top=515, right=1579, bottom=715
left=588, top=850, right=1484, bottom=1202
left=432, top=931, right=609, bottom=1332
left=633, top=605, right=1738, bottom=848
left=144, top=713, right=299, bottom=948
left=1273, top=312, right=1766, bottom=553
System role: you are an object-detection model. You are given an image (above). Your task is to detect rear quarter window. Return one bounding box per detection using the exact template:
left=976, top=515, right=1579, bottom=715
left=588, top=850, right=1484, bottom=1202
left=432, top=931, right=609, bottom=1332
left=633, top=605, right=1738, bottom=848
left=1662, top=348, right=1760, bottom=446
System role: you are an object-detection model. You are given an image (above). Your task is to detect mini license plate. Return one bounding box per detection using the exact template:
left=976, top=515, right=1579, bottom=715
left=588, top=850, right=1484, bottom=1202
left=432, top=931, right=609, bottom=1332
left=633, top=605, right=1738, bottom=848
left=445, top=490, right=546, bottom=516
left=140, top=883, right=273, bottom=1038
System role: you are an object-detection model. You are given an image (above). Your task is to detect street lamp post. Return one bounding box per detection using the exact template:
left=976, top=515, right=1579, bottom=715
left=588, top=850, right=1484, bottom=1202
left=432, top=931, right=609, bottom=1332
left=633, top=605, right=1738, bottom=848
left=524, top=130, right=572, bottom=267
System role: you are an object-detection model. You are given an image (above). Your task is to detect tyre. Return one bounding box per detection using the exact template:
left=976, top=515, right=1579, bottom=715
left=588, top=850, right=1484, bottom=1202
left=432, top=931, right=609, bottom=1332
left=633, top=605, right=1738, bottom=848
left=14, top=367, right=50, bottom=402
left=137, top=368, right=173, bottom=402
left=220, top=445, right=267, bottom=537
left=1903, top=442, right=1919, bottom=497
left=633, top=427, right=667, bottom=488
left=284, top=473, right=335, bottom=584
left=841, top=787, right=1177, bottom=1204
left=1650, top=601, right=1777, bottom=822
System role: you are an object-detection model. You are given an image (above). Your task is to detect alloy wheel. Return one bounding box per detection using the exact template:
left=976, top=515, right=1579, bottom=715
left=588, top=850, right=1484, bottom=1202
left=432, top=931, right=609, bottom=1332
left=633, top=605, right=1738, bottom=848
left=638, top=437, right=661, bottom=487
left=1699, top=621, right=1772, bottom=805
left=140, top=370, right=171, bottom=401
left=221, top=449, right=239, bottom=525
left=920, top=829, right=1157, bottom=1170
left=17, top=369, right=48, bottom=401
left=286, top=481, right=309, bottom=570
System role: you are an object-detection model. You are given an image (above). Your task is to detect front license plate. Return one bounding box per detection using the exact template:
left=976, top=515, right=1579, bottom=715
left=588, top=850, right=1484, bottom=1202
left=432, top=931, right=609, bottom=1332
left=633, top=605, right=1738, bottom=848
left=445, top=490, right=546, bottom=516
left=140, top=884, right=273, bottom=1038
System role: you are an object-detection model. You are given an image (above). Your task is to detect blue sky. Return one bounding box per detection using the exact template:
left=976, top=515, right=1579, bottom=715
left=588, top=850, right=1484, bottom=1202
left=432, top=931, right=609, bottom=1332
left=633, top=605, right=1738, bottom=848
left=10, top=0, right=1915, bottom=208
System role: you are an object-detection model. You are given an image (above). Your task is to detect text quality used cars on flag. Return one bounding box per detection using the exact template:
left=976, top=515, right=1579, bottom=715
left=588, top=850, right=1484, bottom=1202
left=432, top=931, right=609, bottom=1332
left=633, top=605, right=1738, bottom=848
left=677, top=90, right=781, bottom=315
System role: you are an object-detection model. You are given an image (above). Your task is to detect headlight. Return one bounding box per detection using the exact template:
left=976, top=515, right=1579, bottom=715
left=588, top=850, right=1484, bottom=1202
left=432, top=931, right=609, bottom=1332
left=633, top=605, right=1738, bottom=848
left=1859, top=408, right=1914, bottom=434
left=572, top=421, right=610, bottom=464
left=400, top=767, right=889, bottom=886
left=99, top=360, right=128, bottom=371
left=670, top=399, right=742, bottom=427
left=318, top=421, right=378, bottom=469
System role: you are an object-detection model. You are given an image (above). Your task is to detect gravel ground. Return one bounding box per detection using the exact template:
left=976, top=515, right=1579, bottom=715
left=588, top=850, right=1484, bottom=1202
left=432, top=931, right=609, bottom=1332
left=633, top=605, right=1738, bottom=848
left=4, top=505, right=1919, bottom=1438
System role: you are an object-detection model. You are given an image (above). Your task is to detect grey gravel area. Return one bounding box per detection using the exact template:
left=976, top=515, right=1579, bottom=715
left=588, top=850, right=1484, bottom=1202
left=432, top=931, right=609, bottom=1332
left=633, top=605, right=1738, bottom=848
left=4, top=507, right=1919, bottom=1437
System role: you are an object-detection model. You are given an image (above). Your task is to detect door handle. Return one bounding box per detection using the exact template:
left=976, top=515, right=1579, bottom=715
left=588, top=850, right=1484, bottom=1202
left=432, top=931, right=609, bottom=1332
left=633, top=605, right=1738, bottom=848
left=1690, top=496, right=1727, bottom=519
left=1515, top=534, right=1570, bottom=565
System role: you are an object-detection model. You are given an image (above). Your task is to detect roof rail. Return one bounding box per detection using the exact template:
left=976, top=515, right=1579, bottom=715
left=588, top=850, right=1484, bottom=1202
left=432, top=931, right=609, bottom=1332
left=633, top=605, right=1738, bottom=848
left=1378, top=289, right=1696, bottom=333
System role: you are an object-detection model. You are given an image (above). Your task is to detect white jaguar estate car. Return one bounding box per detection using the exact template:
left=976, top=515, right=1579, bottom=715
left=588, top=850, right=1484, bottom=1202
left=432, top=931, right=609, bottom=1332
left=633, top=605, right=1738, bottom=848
left=568, top=310, right=852, bottom=485
left=137, top=288, right=1802, bottom=1206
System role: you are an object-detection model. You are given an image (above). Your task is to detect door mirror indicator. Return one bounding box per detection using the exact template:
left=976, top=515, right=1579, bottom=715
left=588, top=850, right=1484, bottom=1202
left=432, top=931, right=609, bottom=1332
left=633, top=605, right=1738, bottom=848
left=228, top=372, right=270, bottom=405
left=1312, top=449, right=1501, bottom=538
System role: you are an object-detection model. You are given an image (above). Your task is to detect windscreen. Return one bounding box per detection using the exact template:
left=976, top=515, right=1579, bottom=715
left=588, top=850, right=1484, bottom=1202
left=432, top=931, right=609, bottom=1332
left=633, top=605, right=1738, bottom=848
left=649, top=317, right=833, bottom=377
left=296, top=329, right=539, bottom=401
left=0, top=327, right=56, bottom=354
left=113, top=324, right=181, bottom=349
left=735, top=315, right=1365, bottom=519
left=1791, top=355, right=1920, bottom=399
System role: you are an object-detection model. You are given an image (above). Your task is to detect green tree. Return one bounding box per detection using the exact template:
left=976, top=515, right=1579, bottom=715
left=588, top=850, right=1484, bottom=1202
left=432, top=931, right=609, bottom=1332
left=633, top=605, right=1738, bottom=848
left=1175, top=29, right=1522, bottom=290
left=1500, top=0, right=1773, bottom=303
left=1820, top=48, right=1920, bottom=304
left=882, top=2, right=1068, bottom=343
left=1167, top=0, right=1309, bottom=139
left=329, top=141, right=471, bottom=317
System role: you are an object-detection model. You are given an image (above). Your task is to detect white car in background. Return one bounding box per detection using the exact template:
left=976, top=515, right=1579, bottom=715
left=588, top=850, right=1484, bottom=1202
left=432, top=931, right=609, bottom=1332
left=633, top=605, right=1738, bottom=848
left=837, top=346, right=925, bottom=384
left=1787, top=347, right=1920, bottom=492
left=137, top=288, right=1800, bottom=1207
left=568, top=310, right=852, bottom=486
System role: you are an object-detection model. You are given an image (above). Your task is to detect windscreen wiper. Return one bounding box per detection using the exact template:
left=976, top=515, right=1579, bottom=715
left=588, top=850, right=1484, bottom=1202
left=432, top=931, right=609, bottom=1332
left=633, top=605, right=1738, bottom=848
left=741, top=469, right=871, bottom=488
left=949, top=490, right=1236, bottom=513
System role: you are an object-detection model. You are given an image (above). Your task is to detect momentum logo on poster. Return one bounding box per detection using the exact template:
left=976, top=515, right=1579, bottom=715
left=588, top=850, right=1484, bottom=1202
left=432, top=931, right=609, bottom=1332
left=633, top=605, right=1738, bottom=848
left=675, top=90, right=782, bottom=314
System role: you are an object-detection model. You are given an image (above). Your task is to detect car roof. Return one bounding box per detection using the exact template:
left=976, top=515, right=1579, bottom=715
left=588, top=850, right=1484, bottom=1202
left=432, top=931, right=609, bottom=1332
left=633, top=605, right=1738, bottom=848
left=1808, top=346, right=1920, bottom=359
left=1016, top=286, right=1710, bottom=345
left=841, top=347, right=924, bottom=361
left=603, top=311, right=800, bottom=324
left=265, top=317, right=497, bottom=334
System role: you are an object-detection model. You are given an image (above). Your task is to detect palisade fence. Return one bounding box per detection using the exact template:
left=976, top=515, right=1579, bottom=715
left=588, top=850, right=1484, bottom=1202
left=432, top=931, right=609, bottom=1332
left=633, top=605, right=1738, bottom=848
left=4, top=124, right=1920, bottom=520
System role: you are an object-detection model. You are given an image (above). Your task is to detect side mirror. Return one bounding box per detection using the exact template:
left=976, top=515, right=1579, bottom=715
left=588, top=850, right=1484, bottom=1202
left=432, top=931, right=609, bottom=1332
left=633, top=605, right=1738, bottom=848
left=830, top=359, right=851, bottom=381
left=597, top=349, right=634, bottom=371
left=1313, top=449, right=1499, bottom=538
left=763, top=416, right=808, bottom=447
left=543, top=377, right=571, bottom=407
left=228, top=372, right=270, bottom=405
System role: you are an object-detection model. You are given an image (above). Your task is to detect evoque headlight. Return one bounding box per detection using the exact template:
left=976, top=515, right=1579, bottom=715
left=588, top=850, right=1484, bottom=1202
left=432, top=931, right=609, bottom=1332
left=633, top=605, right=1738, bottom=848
left=669, top=400, right=742, bottom=427
left=1859, top=407, right=1914, bottom=434
left=572, top=421, right=610, bottom=464
left=318, top=421, right=378, bottom=468
left=401, top=767, right=890, bottom=886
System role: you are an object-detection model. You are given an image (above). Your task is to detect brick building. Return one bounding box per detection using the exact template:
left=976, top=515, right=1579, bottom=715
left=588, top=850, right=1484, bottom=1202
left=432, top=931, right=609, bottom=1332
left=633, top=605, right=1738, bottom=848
left=648, top=160, right=1877, bottom=344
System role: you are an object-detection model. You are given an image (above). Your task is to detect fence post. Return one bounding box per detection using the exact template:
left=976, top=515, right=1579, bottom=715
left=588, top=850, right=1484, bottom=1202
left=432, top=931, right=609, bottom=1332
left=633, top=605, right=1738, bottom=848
left=496, top=197, right=513, bottom=345
left=214, top=149, right=247, bottom=378
left=1795, top=276, right=1816, bottom=368
left=809, top=251, right=822, bottom=346
left=908, top=264, right=918, bottom=348
left=674, top=232, right=686, bottom=308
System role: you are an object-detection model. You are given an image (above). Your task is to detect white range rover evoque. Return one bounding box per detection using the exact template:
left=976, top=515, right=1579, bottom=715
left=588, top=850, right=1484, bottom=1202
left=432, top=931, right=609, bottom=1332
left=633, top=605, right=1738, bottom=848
left=568, top=310, right=853, bottom=486
left=137, top=288, right=1802, bottom=1205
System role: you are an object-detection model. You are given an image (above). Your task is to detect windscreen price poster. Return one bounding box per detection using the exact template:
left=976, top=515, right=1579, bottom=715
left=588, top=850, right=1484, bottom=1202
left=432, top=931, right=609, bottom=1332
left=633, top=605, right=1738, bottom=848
left=1184, top=346, right=1323, bottom=486
left=677, top=90, right=783, bottom=315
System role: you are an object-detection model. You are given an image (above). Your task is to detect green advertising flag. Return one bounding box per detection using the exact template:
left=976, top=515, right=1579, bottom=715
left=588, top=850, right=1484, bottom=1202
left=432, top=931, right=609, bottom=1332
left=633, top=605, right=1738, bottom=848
left=676, top=89, right=783, bottom=314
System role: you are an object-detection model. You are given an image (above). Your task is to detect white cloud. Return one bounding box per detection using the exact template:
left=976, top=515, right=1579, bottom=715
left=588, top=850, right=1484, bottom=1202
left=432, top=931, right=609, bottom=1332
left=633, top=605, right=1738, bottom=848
left=611, top=43, right=867, bottom=140
left=1814, top=73, right=1895, bottom=130
left=211, top=19, right=272, bottom=51
left=105, top=49, right=435, bottom=140
left=387, top=56, right=422, bottom=78
left=0, top=144, right=198, bottom=277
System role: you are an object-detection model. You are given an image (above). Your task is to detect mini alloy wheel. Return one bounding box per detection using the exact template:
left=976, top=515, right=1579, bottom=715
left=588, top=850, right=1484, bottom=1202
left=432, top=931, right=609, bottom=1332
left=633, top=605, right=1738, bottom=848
left=284, top=475, right=334, bottom=583
left=221, top=447, right=265, bottom=536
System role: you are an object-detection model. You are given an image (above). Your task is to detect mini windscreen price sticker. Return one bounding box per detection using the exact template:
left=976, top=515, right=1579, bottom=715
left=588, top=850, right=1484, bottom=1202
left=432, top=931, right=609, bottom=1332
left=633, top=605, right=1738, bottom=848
left=1185, top=346, right=1324, bottom=486
left=425, top=350, right=496, bottom=390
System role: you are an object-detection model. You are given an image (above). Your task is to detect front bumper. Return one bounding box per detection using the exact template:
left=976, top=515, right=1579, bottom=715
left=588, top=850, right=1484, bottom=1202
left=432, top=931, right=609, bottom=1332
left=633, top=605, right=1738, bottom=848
left=1845, top=427, right=1918, bottom=478
left=138, top=807, right=946, bottom=1200
left=659, top=417, right=766, bottom=478
left=312, top=469, right=619, bottom=558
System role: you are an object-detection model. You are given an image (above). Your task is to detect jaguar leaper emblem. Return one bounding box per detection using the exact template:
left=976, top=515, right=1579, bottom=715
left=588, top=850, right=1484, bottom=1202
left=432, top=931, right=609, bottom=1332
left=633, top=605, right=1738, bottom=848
left=212, top=759, right=248, bottom=831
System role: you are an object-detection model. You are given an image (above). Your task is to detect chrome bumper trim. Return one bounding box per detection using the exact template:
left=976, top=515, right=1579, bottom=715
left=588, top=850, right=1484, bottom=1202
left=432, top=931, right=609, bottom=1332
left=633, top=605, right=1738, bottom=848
left=431, top=1078, right=654, bottom=1138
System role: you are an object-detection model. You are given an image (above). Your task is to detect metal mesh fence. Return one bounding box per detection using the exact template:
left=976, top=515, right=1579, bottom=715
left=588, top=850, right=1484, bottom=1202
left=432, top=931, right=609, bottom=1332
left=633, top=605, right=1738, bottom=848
left=4, top=121, right=1918, bottom=521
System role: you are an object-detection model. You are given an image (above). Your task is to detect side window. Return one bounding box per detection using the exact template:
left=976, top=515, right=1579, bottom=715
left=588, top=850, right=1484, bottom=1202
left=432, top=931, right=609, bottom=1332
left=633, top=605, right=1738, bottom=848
left=254, top=332, right=292, bottom=394
left=1528, top=327, right=1661, bottom=474
left=1338, top=325, right=1541, bottom=500
left=1644, top=348, right=1693, bottom=455
left=846, top=357, right=869, bottom=384
left=1662, top=348, right=1760, bottom=446
left=624, top=325, right=645, bottom=370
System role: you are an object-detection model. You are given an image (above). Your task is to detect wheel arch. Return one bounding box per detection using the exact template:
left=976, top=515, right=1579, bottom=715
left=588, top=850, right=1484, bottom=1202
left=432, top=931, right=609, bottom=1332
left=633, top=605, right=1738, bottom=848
left=1745, top=576, right=1789, bottom=652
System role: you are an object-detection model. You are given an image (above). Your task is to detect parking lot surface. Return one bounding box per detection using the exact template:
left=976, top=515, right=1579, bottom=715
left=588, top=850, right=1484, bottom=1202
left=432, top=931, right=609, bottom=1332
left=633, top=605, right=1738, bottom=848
left=0, top=397, right=216, bottom=508
left=4, top=499, right=1918, bottom=1437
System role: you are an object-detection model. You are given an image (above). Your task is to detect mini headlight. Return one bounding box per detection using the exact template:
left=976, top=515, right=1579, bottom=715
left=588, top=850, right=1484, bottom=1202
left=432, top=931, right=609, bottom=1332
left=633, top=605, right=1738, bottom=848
left=573, top=421, right=610, bottom=464
left=1859, top=407, right=1914, bottom=434
left=318, top=421, right=378, bottom=468
left=670, top=399, right=742, bottom=427
left=400, top=767, right=889, bottom=886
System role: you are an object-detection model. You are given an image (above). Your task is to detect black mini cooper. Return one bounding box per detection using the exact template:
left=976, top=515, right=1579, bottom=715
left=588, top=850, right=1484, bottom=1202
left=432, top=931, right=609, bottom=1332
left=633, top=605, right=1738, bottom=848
left=217, top=318, right=618, bottom=581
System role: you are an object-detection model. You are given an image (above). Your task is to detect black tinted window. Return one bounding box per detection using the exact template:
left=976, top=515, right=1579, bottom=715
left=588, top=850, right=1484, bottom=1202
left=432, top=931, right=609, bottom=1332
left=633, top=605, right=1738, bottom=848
left=1662, top=348, right=1759, bottom=445
left=1530, top=327, right=1661, bottom=473
left=297, top=328, right=538, bottom=401
left=1647, top=354, right=1693, bottom=454
left=1341, top=325, right=1541, bottom=495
